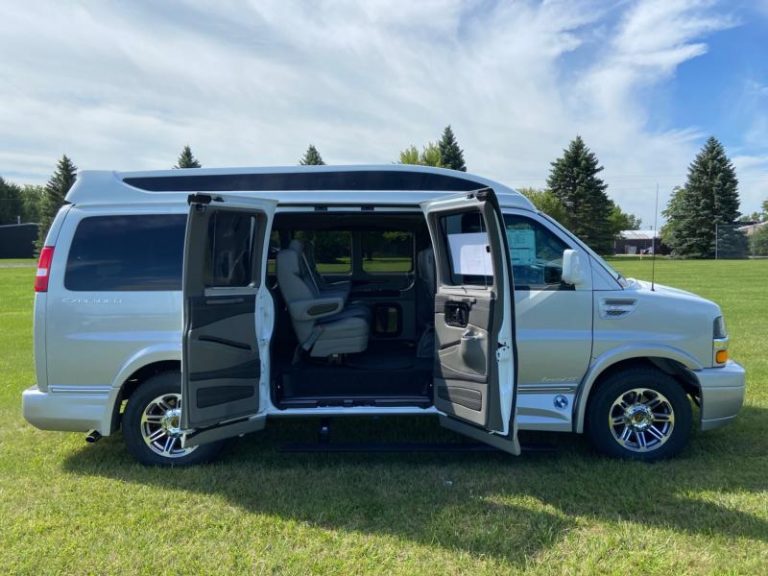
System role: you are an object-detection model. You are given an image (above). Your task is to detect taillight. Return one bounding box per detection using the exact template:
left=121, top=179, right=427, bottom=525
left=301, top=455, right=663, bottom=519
left=35, top=246, right=54, bottom=292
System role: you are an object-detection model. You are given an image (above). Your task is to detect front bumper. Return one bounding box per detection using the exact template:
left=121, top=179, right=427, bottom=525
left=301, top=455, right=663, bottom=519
left=697, top=361, right=746, bottom=431
left=22, top=385, right=116, bottom=434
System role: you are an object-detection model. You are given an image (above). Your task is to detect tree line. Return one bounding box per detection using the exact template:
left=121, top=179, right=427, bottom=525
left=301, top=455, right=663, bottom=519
left=2, top=129, right=765, bottom=258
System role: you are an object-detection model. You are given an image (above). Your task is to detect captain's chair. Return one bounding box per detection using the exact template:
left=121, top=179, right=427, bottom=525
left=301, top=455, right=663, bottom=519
left=277, top=240, right=369, bottom=357
left=290, top=239, right=371, bottom=322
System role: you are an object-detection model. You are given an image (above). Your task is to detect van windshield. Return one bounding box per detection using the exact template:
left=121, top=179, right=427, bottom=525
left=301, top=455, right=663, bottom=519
left=539, top=213, right=628, bottom=288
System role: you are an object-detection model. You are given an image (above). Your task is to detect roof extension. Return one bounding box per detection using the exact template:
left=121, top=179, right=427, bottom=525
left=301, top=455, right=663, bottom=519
left=65, top=164, right=533, bottom=210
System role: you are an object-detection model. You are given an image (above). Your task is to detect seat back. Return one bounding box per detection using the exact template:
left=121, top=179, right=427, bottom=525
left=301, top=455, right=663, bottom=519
left=304, top=240, right=329, bottom=291
left=276, top=240, right=319, bottom=342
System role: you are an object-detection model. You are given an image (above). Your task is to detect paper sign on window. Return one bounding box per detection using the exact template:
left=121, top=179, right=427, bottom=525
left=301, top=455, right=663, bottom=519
left=448, top=232, right=493, bottom=276
left=506, top=228, right=536, bottom=265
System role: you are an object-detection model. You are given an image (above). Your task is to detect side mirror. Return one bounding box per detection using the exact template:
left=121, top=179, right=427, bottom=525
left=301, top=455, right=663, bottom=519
left=561, top=249, right=586, bottom=286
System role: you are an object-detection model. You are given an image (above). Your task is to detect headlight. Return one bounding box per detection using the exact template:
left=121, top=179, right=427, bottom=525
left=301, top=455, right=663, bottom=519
left=713, top=316, right=727, bottom=339
left=713, top=316, right=728, bottom=366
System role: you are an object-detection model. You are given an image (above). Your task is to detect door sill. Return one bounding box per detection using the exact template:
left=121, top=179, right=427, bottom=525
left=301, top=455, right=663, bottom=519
left=277, top=395, right=432, bottom=410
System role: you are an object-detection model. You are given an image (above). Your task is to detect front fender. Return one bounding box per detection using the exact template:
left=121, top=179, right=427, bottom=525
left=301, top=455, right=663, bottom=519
left=573, top=344, right=703, bottom=434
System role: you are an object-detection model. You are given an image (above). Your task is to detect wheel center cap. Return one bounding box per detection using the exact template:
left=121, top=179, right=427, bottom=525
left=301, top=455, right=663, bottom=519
left=624, top=405, right=653, bottom=431
left=161, top=408, right=182, bottom=436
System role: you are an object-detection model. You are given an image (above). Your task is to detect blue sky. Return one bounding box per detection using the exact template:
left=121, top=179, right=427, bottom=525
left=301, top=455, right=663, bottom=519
left=1, top=0, right=766, bottom=226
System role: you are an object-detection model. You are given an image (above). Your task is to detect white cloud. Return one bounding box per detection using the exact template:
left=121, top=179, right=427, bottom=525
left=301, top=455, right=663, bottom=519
left=0, top=0, right=763, bottom=225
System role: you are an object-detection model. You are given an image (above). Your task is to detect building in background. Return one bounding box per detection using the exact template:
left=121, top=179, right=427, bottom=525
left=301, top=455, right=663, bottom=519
left=614, top=230, right=665, bottom=255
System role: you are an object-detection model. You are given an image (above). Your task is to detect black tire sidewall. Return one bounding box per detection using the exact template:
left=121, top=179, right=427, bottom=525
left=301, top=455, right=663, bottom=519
left=586, top=368, right=692, bottom=461
left=122, top=372, right=223, bottom=466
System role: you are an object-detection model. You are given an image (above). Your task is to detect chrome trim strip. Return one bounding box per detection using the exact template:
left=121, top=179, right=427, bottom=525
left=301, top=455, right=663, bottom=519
left=518, top=384, right=577, bottom=393
left=49, top=385, right=112, bottom=395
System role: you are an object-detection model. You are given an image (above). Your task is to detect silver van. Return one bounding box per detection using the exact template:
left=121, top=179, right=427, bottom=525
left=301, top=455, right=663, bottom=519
left=22, top=165, right=746, bottom=465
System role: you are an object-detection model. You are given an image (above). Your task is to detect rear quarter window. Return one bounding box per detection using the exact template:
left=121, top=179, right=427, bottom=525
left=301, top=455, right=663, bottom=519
left=65, top=214, right=186, bottom=291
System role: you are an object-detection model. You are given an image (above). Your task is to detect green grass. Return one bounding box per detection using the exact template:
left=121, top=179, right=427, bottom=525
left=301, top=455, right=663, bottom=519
left=1, top=258, right=766, bottom=575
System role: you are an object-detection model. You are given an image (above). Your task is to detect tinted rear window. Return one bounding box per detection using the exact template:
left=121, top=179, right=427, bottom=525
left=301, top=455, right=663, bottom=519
left=65, top=215, right=185, bottom=291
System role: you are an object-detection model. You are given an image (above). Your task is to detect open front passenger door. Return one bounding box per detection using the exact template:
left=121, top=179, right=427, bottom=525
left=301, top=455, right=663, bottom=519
left=421, top=189, right=519, bottom=455
left=181, top=193, right=277, bottom=447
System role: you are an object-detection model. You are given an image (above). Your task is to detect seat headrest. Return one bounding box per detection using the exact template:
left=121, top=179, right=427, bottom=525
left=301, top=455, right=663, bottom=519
left=289, top=239, right=304, bottom=253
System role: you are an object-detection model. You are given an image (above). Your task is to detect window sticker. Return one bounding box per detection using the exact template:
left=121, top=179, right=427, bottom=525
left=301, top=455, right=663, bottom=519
left=448, top=232, right=493, bottom=276
left=506, top=228, right=536, bottom=265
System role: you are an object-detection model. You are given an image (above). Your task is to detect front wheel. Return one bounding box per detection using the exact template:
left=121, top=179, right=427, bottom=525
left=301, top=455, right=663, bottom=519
left=122, top=372, right=224, bottom=466
left=586, top=368, right=692, bottom=461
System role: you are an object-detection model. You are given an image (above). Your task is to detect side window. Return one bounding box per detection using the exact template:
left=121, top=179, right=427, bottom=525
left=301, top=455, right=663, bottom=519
left=294, top=230, right=351, bottom=274
left=440, top=211, right=494, bottom=286
left=362, top=230, right=413, bottom=273
left=503, top=214, right=569, bottom=290
left=65, top=214, right=185, bottom=291
left=205, top=211, right=258, bottom=288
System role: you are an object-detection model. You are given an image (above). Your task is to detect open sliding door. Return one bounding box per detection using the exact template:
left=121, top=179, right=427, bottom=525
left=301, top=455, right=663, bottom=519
left=181, top=193, right=277, bottom=447
left=421, top=189, right=520, bottom=455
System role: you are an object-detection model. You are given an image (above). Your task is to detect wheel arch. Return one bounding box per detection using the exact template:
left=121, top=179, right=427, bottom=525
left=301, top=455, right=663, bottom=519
left=107, top=345, right=181, bottom=434
left=574, top=347, right=702, bottom=434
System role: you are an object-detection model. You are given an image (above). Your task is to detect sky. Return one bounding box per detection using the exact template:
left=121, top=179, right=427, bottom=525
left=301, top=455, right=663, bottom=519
left=1, top=0, right=766, bottom=227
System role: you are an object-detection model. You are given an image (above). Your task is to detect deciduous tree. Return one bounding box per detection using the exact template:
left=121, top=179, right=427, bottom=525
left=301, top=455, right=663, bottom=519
left=0, top=177, right=23, bottom=225
left=518, top=187, right=567, bottom=224
left=398, top=142, right=442, bottom=167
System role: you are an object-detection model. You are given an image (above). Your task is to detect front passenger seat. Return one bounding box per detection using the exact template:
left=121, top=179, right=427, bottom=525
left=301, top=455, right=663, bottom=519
left=277, top=241, right=369, bottom=357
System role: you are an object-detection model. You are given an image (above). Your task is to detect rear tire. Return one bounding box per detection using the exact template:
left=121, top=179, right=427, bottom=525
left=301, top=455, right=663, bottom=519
left=586, top=368, right=692, bottom=461
left=122, top=372, right=224, bottom=466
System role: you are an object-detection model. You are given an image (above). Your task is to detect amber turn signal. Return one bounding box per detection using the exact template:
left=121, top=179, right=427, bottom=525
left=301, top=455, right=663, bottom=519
left=715, top=349, right=729, bottom=364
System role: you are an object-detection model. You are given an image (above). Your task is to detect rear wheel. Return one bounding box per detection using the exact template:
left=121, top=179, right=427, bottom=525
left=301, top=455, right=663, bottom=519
left=586, top=368, right=692, bottom=461
left=122, top=372, right=224, bottom=466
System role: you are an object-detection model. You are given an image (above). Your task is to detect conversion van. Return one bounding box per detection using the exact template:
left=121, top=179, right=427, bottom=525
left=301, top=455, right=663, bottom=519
left=22, top=165, right=746, bottom=465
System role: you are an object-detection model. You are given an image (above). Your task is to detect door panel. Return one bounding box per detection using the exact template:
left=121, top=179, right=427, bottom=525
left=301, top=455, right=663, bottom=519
left=181, top=194, right=276, bottom=440
left=421, top=189, right=518, bottom=453
left=185, top=295, right=260, bottom=428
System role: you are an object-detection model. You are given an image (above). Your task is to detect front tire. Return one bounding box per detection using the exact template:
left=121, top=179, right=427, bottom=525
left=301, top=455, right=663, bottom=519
left=586, top=368, right=692, bottom=461
left=122, top=372, right=224, bottom=466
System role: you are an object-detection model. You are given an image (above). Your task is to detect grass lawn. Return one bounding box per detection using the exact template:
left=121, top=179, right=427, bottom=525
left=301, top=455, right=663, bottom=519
left=1, top=258, right=766, bottom=575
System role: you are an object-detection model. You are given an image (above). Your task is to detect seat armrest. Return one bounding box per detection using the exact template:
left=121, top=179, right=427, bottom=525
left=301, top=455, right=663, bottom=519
left=318, top=285, right=350, bottom=303
left=288, top=297, right=344, bottom=321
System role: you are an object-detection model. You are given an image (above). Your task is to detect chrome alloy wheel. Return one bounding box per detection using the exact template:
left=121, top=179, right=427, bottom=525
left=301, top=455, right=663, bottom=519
left=140, top=393, right=197, bottom=459
left=608, top=387, right=675, bottom=452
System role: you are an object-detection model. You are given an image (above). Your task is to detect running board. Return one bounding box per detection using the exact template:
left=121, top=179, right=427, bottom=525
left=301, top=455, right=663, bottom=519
left=278, top=418, right=556, bottom=454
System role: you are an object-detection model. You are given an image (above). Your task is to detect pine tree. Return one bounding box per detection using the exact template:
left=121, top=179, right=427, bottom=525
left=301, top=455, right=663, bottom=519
left=299, top=144, right=325, bottom=165
left=438, top=125, right=466, bottom=171
left=174, top=145, right=201, bottom=168
left=546, top=136, right=613, bottom=253
left=663, top=137, right=744, bottom=258
left=37, top=155, right=77, bottom=251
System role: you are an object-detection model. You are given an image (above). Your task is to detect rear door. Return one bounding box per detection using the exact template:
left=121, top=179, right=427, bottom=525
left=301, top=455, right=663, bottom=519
left=421, top=189, right=520, bottom=455
left=181, top=193, right=277, bottom=447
